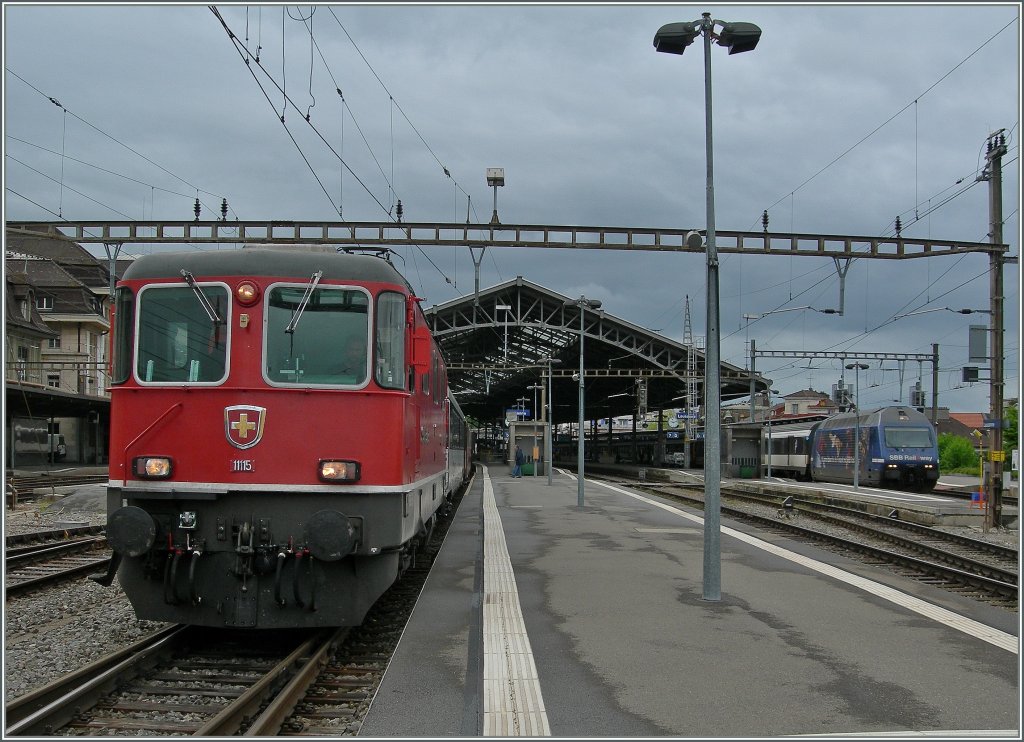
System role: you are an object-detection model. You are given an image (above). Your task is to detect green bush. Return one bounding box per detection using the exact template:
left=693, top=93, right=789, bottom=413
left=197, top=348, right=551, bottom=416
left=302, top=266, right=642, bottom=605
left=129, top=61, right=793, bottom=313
left=938, top=433, right=978, bottom=472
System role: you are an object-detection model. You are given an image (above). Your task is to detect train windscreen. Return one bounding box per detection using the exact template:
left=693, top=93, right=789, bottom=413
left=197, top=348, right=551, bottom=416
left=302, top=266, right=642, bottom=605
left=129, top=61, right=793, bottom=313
left=883, top=427, right=932, bottom=448
left=136, top=284, right=229, bottom=383
left=265, top=285, right=370, bottom=386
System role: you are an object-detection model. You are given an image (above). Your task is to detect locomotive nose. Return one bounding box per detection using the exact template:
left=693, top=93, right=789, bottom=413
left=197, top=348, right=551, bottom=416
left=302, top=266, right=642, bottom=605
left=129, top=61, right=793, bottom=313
left=107, top=505, right=157, bottom=557
left=305, top=509, right=356, bottom=561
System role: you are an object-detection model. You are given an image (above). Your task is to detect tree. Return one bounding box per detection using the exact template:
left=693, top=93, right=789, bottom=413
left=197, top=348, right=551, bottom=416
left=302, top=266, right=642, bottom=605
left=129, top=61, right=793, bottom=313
left=937, top=433, right=978, bottom=472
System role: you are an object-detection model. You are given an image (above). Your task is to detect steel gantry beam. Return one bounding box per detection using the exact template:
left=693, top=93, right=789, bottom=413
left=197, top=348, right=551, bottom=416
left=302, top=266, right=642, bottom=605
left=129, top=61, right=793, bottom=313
left=750, top=346, right=940, bottom=423
left=6, top=220, right=1008, bottom=259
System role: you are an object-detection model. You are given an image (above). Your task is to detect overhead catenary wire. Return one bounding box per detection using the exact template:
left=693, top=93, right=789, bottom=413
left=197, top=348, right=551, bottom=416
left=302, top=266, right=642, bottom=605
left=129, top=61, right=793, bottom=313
left=8, top=154, right=138, bottom=220
left=5, top=67, right=236, bottom=221
left=327, top=7, right=476, bottom=204
left=752, top=17, right=1017, bottom=232
left=7, top=135, right=198, bottom=202
left=296, top=11, right=396, bottom=212
left=208, top=5, right=459, bottom=294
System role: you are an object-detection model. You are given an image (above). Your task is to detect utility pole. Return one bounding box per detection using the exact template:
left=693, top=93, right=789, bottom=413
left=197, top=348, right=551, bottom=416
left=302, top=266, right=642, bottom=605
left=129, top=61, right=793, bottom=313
left=980, top=130, right=1007, bottom=528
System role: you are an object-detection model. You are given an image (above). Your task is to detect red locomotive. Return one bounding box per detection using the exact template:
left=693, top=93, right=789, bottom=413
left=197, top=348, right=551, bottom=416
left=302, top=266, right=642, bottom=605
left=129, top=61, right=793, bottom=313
left=93, top=245, right=471, bottom=628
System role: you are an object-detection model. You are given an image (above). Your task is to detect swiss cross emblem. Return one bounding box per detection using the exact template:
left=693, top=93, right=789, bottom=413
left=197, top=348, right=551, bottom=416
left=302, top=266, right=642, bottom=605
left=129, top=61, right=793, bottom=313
left=225, top=405, right=266, bottom=450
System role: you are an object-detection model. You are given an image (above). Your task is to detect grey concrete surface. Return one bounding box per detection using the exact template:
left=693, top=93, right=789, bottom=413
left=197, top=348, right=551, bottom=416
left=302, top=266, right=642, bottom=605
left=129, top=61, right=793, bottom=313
left=363, top=466, right=1018, bottom=737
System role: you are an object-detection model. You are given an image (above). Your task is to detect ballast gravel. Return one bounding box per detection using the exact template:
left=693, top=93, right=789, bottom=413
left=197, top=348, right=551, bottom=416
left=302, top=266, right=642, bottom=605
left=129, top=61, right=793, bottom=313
left=4, top=493, right=168, bottom=703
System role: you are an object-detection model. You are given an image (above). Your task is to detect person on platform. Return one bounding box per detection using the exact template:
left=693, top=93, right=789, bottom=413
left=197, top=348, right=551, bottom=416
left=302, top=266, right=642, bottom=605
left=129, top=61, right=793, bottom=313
left=512, top=444, right=524, bottom=477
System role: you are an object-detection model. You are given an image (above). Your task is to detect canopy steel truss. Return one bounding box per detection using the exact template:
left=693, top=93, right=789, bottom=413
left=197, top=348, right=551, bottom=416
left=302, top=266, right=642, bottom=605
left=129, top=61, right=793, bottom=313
left=428, top=276, right=764, bottom=424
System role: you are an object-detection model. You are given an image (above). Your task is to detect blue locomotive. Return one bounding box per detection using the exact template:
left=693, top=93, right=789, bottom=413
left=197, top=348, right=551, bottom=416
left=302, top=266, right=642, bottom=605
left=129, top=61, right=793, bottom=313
left=763, top=406, right=939, bottom=491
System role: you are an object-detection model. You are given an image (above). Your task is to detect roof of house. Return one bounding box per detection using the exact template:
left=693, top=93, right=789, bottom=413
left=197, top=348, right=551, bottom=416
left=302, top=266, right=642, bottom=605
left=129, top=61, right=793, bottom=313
left=783, top=388, right=831, bottom=400
left=949, top=412, right=986, bottom=431
left=4, top=272, right=59, bottom=338
left=6, top=256, right=104, bottom=316
left=936, top=416, right=980, bottom=442
left=5, top=229, right=113, bottom=288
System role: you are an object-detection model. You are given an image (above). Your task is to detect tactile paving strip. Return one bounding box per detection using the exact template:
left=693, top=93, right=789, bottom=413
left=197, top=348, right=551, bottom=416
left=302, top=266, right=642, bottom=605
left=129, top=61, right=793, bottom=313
left=481, top=467, right=551, bottom=736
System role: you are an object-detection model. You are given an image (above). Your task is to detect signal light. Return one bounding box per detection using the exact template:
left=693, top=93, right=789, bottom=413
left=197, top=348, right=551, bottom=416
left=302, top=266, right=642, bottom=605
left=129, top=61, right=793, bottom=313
left=133, top=456, right=173, bottom=479
left=318, top=459, right=361, bottom=482
left=236, top=281, right=260, bottom=306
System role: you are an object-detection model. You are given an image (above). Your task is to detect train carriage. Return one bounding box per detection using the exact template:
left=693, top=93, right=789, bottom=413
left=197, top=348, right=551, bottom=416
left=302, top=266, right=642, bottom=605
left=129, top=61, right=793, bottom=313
left=762, top=420, right=817, bottom=480
left=762, top=406, right=939, bottom=491
left=94, top=245, right=470, bottom=629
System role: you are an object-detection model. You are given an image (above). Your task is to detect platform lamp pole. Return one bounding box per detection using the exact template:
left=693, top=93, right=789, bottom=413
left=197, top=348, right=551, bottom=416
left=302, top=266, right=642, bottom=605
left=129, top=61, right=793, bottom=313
left=763, top=388, right=779, bottom=478
left=655, top=12, right=761, bottom=602
left=845, top=363, right=869, bottom=490
left=566, top=296, right=602, bottom=508
left=541, top=357, right=563, bottom=485
left=528, top=383, right=543, bottom=477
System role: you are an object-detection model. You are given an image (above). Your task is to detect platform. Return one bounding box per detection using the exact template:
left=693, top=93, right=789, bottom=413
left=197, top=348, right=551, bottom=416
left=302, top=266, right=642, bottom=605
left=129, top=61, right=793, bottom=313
left=574, top=462, right=1017, bottom=528
left=360, top=465, right=1019, bottom=737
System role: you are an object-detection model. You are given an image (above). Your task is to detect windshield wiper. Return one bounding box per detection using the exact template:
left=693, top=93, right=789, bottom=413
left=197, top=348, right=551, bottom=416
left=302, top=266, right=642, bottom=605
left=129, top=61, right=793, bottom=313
left=180, top=270, right=224, bottom=324
left=285, top=270, right=323, bottom=334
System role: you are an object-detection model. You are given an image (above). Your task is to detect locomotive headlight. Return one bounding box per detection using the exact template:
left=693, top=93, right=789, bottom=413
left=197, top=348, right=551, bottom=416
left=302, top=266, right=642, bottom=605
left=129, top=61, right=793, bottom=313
left=318, top=459, right=361, bottom=482
left=179, top=511, right=198, bottom=530
left=235, top=280, right=260, bottom=306
left=134, top=456, right=173, bottom=479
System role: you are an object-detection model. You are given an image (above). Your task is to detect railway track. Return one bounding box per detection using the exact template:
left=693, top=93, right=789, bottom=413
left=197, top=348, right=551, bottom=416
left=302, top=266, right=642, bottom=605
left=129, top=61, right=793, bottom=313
left=9, top=472, right=108, bottom=492
left=5, top=536, right=112, bottom=599
left=6, top=524, right=106, bottom=549
left=595, top=474, right=1018, bottom=610
left=4, top=469, right=473, bottom=737
left=5, top=624, right=344, bottom=736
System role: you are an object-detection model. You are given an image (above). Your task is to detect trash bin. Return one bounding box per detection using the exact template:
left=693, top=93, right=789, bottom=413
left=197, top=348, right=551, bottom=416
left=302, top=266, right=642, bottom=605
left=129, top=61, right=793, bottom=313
left=521, top=463, right=535, bottom=476
left=739, top=465, right=755, bottom=479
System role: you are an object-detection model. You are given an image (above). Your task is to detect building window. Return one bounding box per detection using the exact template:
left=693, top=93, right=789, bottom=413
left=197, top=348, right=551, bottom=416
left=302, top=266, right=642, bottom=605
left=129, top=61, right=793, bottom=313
left=48, top=337, right=62, bottom=349
left=790, top=403, right=799, bottom=414
left=37, top=296, right=53, bottom=311
left=47, top=373, right=60, bottom=388
left=16, top=345, right=29, bottom=380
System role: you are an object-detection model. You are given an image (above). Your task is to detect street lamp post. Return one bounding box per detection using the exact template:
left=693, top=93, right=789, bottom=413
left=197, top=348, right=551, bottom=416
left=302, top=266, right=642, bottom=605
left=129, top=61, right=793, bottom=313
left=541, top=357, right=563, bottom=485
left=845, top=363, right=869, bottom=490
left=655, top=11, right=761, bottom=602
left=762, top=388, right=780, bottom=478
left=566, top=296, right=602, bottom=508
left=528, top=383, right=543, bottom=478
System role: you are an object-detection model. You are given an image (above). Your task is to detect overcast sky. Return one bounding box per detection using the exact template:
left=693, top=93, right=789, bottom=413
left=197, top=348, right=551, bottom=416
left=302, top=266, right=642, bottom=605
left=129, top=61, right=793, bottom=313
left=3, top=2, right=1020, bottom=413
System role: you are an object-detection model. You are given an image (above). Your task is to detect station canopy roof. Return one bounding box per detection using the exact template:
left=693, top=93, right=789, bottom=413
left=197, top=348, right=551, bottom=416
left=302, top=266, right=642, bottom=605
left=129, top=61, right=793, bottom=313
left=425, top=276, right=768, bottom=426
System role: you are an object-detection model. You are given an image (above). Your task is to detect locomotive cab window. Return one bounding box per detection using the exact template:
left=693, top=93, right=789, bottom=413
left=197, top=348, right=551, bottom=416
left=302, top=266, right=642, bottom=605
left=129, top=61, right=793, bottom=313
left=265, top=284, right=370, bottom=386
left=375, top=292, right=406, bottom=390
left=136, top=284, right=229, bottom=384
left=884, top=427, right=932, bottom=448
left=111, top=286, right=135, bottom=385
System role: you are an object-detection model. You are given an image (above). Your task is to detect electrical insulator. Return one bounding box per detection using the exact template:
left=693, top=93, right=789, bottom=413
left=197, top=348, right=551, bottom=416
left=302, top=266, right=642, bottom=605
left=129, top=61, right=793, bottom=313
left=894, top=216, right=901, bottom=237
left=761, top=209, right=769, bottom=233
left=194, top=198, right=201, bottom=221
left=221, top=198, right=228, bottom=222
left=396, top=200, right=404, bottom=223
